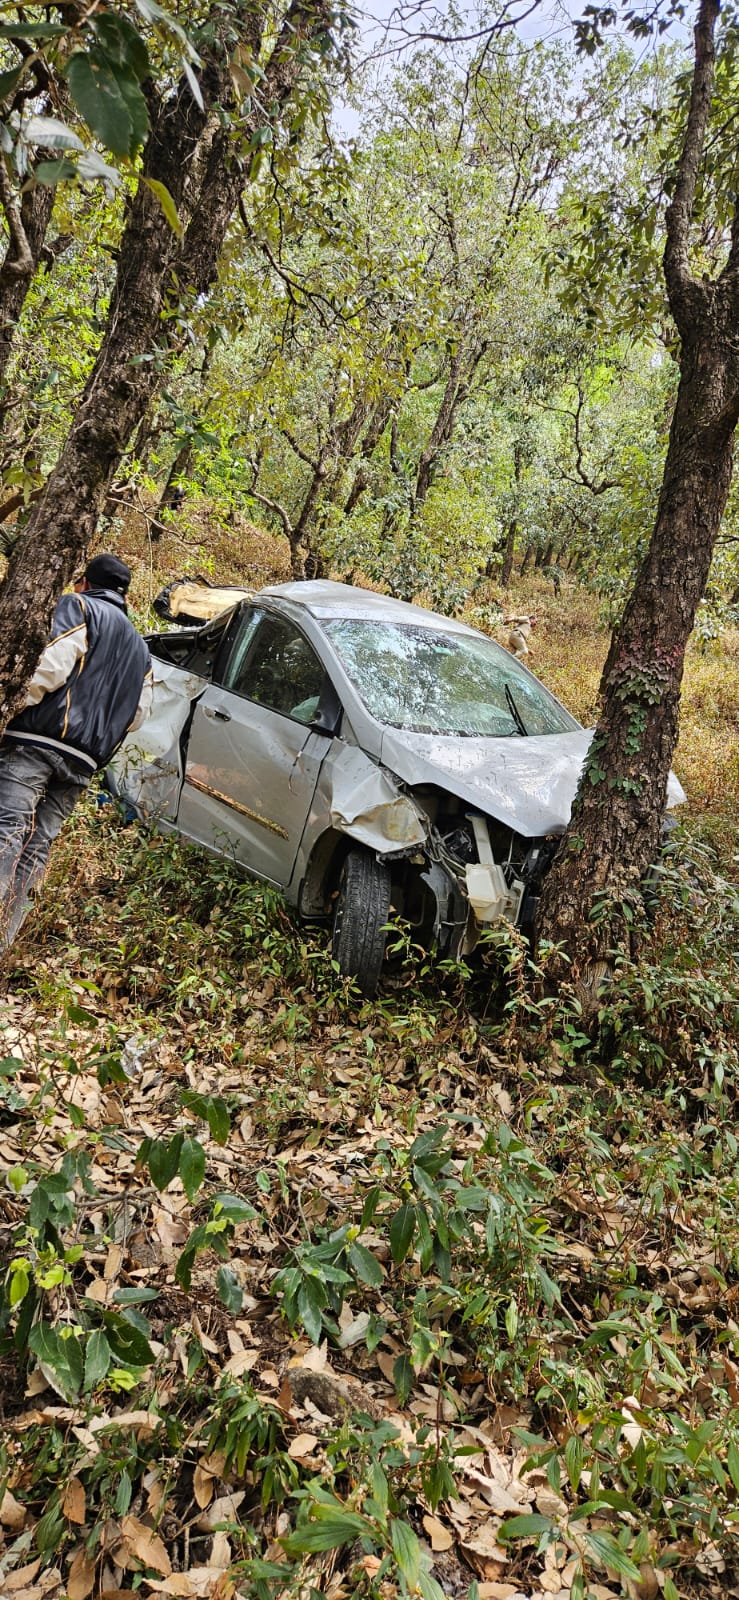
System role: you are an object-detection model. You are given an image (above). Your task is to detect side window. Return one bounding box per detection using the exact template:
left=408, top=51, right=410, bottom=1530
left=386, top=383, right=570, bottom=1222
left=218, top=607, right=263, bottom=690
left=223, top=614, right=326, bottom=723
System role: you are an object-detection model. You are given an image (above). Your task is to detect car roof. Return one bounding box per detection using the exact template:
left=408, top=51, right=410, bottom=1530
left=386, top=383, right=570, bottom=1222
left=260, top=580, right=476, bottom=633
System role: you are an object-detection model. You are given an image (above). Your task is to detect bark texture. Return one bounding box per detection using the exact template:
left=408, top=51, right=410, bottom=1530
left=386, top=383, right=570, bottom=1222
left=0, top=0, right=334, bottom=730
left=0, top=162, right=60, bottom=391
left=535, top=0, right=739, bottom=989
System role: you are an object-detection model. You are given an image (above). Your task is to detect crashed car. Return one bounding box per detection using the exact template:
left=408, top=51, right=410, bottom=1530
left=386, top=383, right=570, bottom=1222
left=110, top=581, right=686, bottom=993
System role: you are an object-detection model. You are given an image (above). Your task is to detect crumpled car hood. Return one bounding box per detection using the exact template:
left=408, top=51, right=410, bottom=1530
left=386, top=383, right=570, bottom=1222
left=380, top=728, right=686, bottom=838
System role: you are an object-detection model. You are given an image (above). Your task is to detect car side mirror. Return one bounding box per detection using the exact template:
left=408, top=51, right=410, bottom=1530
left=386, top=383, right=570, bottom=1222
left=311, top=681, right=343, bottom=737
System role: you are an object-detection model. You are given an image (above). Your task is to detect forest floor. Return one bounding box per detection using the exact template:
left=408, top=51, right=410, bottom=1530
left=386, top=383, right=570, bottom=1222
left=0, top=517, right=737, bottom=1600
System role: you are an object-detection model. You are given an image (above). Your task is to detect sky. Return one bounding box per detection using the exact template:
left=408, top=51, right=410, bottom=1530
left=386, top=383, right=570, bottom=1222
left=333, top=0, right=688, bottom=136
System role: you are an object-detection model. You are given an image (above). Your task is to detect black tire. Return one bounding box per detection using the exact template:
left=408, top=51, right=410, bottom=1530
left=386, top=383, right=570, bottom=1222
left=332, top=849, right=392, bottom=995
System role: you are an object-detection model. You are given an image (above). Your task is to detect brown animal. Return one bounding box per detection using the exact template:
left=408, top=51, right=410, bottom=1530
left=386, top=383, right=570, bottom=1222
left=502, top=614, right=537, bottom=659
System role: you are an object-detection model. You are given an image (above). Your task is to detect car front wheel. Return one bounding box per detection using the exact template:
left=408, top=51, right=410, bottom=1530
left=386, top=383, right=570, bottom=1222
left=332, top=848, right=392, bottom=996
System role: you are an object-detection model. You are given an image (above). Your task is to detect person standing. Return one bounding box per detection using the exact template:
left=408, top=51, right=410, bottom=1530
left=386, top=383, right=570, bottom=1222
left=0, top=553, right=153, bottom=949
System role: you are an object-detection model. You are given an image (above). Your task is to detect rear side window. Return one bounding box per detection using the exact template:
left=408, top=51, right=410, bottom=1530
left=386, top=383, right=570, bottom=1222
left=222, top=613, right=326, bottom=723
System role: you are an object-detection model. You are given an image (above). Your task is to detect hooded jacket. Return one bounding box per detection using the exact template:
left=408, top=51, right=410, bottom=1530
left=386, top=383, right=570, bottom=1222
left=5, top=588, right=153, bottom=773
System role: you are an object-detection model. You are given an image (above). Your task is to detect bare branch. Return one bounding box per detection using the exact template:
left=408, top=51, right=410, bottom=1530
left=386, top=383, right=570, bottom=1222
left=246, top=463, right=293, bottom=536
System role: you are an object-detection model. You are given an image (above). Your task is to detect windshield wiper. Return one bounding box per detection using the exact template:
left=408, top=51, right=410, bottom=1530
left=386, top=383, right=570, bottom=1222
left=505, top=683, right=528, bottom=736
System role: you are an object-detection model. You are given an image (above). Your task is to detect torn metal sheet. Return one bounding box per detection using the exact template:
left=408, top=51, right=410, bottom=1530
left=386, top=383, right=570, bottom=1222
left=109, top=663, right=205, bottom=820
left=326, top=744, right=428, bottom=852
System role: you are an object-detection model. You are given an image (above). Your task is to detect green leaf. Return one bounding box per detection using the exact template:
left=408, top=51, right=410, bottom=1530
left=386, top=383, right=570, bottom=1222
left=727, top=1440, right=739, bottom=1494
left=297, top=1279, right=326, bottom=1343
left=205, top=1096, right=231, bottom=1144
left=389, top=1203, right=416, bottom=1263
left=182, top=1090, right=230, bottom=1144
left=582, top=1531, right=641, bottom=1580
left=283, top=1508, right=372, bottom=1555
left=146, top=1132, right=183, bottom=1190
left=92, top=12, right=150, bottom=78
left=393, top=1353, right=413, bottom=1405
left=84, top=1328, right=111, bottom=1391
left=565, top=1433, right=584, bottom=1491
left=505, top=1299, right=519, bottom=1340
left=179, top=1136, right=206, bottom=1202
left=391, top=1519, right=420, bottom=1591
left=22, top=115, right=85, bottom=151
left=498, top=1513, right=554, bottom=1542
left=348, top=1240, right=384, bottom=1288
left=176, top=1224, right=207, bottom=1290
left=28, top=1323, right=84, bottom=1402
left=216, top=1266, right=243, bottom=1314
left=0, top=22, right=68, bottom=38
left=0, top=66, right=23, bottom=98
left=65, top=50, right=147, bottom=159
left=143, top=176, right=183, bottom=236
left=111, top=1286, right=160, bottom=1305
left=103, top=1311, right=155, bottom=1368
left=77, top=150, right=122, bottom=188
left=115, top=1467, right=133, bottom=1516
left=418, top=1572, right=447, bottom=1600
left=213, top=1193, right=257, bottom=1223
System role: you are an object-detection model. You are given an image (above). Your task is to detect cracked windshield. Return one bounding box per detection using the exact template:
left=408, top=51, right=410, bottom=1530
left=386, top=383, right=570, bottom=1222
left=325, top=620, right=580, bottom=736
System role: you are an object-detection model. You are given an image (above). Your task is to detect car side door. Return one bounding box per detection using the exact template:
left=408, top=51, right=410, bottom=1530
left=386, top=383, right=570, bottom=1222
left=175, top=606, right=338, bottom=888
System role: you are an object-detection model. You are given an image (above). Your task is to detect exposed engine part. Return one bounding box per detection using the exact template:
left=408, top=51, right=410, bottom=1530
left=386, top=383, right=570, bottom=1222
left=464, top=812, right=524, bottom=925
left=441, top=824, right=477, bottom=866
left=420, top=860, right=469, bottom=954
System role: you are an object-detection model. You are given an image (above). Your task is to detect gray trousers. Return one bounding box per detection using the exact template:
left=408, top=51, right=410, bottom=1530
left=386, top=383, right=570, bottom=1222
left=0, top=740, right=89, bottom=950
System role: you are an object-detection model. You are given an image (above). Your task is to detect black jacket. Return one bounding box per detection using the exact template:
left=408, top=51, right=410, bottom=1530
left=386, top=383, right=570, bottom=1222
left=5, top=588, right=152, bottom=773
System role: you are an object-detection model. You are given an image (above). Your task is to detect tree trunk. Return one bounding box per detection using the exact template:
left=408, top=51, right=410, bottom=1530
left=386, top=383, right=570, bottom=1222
left=412, top=342, right=470, bottom=512
left=498, top=517, right=517, bottom=585
left=0, top=0, right=334, bottom=731
left=536, top=331, right=739, bottom=983
left=151, top=438, right=194, bottom=538
left=535, top=0, right=739, bottom=992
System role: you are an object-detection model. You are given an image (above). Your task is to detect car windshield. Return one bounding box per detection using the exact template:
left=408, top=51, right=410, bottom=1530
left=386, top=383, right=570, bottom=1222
left=324, top=619, right=579, bottom=737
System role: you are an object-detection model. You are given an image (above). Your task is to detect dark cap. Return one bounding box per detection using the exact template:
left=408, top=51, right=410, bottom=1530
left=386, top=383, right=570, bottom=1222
left=84, top=553, right=132, bottom=595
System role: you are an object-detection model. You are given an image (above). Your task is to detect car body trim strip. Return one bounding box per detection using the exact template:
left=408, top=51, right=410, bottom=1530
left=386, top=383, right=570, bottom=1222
left=184, top=773, right=290, bottom=838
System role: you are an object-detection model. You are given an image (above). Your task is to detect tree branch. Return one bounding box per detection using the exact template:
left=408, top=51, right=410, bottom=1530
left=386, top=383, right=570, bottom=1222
left=663, top=0, right=719, bottom=330
left=246, top=463, right=293, bottom=536
left=0, top=161, right=34, bottom=279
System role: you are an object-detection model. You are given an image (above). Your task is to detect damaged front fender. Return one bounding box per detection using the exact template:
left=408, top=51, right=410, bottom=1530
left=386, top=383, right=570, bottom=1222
left=325, top=744, right=429, bottom=852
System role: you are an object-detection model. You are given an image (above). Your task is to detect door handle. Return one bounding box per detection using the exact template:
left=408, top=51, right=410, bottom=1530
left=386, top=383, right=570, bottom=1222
left=204, top=706, right=231, bottom=722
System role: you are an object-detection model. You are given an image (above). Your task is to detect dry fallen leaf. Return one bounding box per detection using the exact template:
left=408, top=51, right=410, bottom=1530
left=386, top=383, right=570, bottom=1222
left=209, top=1529, right=232, bottom=1571
left=287, top=1432, right=319, bottom=1459
left=422, top=1514, right=454, bottom=1551
left=62, top=1475, right=87, bottom=1525
left=0, top=1487, right=27, bottom=1529
left=3, top=1557, right=42, bottom=1591
left=196, top=1490, right=245, bottom=1532
left=66, top=1547, right=96, bottom=1600
left=193, top=1462, right=216, bottom=1510
left=143, top=1579, right=194, bottom=1597
left=120, top=1514, right=172, bottom=1576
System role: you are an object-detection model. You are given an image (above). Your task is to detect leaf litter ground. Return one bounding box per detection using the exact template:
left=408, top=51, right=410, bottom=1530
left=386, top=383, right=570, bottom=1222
left=0, top=796, right=738, bottom=1600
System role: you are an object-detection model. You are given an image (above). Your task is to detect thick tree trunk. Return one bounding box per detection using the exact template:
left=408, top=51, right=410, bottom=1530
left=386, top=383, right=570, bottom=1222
left=536, top=330, right=739, bottom=982
left=535, top=0, right=739, bottom=992
left=0, top=0, right=333, bottom=731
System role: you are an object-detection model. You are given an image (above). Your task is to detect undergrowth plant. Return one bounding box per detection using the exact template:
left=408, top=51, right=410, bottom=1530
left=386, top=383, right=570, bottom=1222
left=1, top=813, right=738, bottom=1593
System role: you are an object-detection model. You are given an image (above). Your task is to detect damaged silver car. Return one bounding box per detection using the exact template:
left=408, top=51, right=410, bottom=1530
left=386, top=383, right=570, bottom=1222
left=110, top=582, right=685, bottom=993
